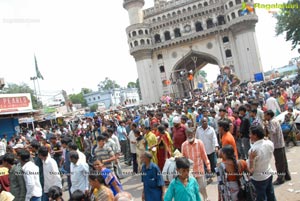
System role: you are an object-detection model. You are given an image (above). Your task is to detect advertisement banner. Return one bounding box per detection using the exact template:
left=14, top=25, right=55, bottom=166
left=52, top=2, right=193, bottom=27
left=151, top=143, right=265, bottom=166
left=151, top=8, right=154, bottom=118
left=0, top=93, right=33, bottom=113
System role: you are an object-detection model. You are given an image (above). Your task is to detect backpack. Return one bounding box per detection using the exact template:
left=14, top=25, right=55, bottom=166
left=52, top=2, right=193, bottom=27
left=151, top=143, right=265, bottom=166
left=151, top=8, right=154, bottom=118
left=237, top=171, right=257, bottom=201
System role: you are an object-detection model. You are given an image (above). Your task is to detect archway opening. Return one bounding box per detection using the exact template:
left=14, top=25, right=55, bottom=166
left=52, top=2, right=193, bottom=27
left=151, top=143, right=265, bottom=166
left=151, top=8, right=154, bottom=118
left=170, top=51, right=220, bottom=98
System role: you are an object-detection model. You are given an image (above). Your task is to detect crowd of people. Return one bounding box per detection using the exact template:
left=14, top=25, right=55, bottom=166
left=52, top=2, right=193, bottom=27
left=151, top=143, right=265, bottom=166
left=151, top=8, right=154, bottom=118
left=0, top=79, right=299, bottom=201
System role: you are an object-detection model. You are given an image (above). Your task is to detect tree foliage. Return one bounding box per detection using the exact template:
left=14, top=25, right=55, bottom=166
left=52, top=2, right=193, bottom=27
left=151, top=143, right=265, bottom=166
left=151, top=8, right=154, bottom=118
left=69, top=91, right=87, bottom=107
left=99, top=77, right=120, bottom=90
left=81, top=88, right=92, bottom=94
left=275, top=0, right=300, bottom=49
left=90, top=104, right=98, bottom=112
left=2, top=83, right=42, bottom=109
left=127, top=82, right=136, bottom=88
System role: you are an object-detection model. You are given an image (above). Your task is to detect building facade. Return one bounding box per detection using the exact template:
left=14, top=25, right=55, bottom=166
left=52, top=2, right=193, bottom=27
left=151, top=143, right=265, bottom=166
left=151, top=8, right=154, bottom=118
left=123, top=0, right=263, bottom=104
left=83, top=88, right=140, bottom=109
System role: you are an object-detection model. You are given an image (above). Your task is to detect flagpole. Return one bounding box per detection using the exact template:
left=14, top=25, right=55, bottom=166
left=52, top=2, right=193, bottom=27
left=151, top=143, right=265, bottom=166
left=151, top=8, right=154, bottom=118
left=36, top=78, right=41, bottom=99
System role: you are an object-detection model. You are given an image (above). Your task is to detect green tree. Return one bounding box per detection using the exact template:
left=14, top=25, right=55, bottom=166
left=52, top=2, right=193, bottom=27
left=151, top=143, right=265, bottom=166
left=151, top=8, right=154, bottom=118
left=275, top=0, right=300, bottom=49
left=99, top=77, right=120, bottom=90
left=90, top=104, right=98, bottom=112
left=127, top=82, right=136, bottom=88
left=81, top=88, right=92, bottom=94
left=2, top=83, right=42, bottom=109
left=69, top=92, right=87, bottom=107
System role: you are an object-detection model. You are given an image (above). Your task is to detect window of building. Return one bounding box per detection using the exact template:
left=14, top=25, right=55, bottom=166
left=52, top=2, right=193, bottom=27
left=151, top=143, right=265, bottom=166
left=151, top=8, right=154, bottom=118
left=206, top=19, right=214, bottom=29
left=140, top=39, right=145, bottom=45
left=159, top=66, right=165, bottom=73
left=145, top=30, right=149, bottom=34
left=183, top=8, right=187, bottom=13
left=130, top=43, right=133, bottom=48
left=225, top=49, right=232, bottom=57
left=223, top=36, right=229, bottom=43
left=172, top=12, right=176, bottom=16
left=204, top=2, right=208, bottom=6
left=157, top=54, right=163, bottom=60
left=217, top=15, right=226, bottom=25
left=174, top=28, right=181, bottom=38
left=162, top=15, right=166, bottom=20
left=138, top=30, right=143, bottom=35
left=128, top=33, right=131, bottom=38
left=231, top=12, right=236, bottom=19
left=238, top=9, right=243, bottom=16
left=195, top=22, right=203, bottom=32
left=98, top=96, right=100, bottom=99
left=154, top=34, right=161, bottom=43
left=198, top=3, right=202, bottom=8
left=227, top=15, right=230, bottom=21
left=229, top=1, right=234, bottom=7
left=134, top=41, right=138, bottom=46
left=187, top=7, right=192, bottom=11
left=158, top=17, right=161, bottom=21
left=147, top=39, right=150, bottom=44
left=132, top=31, right=137, bottom=37
left=164, top=31, right=171, bottom=40
left=93, top=97, right=96, bottom=100
left=192, top=5, right=197, bottom=10
left=235, top=0, right=242, bottom=5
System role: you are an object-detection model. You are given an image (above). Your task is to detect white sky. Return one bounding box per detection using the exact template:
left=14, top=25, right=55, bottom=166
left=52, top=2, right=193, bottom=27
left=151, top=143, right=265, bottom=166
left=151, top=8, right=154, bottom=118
left=0, top=0, right=299, bottom=95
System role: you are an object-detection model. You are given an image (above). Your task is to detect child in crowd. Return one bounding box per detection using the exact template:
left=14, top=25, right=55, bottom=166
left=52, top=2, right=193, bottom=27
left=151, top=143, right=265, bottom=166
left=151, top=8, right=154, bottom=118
left=48, top=186, right=64, bottom=201
left=164, top=157, right=201, bottom=201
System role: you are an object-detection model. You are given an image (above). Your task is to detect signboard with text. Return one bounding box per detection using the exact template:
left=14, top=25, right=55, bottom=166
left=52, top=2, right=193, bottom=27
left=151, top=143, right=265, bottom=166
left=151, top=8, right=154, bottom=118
left=0, top=93, right=33, bottom=113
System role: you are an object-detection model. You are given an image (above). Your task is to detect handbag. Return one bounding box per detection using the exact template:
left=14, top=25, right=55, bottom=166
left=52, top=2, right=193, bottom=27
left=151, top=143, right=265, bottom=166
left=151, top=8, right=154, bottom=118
left=237, top=171, right=257, bottom=201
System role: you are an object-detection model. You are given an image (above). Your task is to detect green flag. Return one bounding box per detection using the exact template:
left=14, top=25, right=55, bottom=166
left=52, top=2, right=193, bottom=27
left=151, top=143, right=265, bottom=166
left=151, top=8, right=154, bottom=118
left=34, top=55, right=44, bottom=80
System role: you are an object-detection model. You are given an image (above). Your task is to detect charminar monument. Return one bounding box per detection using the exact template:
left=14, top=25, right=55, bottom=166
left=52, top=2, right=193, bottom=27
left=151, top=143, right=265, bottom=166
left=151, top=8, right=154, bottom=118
left=123, top=0, right=263, bottom=104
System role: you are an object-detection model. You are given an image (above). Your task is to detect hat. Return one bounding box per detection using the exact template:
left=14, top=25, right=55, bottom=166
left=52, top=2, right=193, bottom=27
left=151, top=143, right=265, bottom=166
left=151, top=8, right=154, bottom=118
left=173, top=116, right=181, bottom=124
left=13, top=144, right=24, bottom=149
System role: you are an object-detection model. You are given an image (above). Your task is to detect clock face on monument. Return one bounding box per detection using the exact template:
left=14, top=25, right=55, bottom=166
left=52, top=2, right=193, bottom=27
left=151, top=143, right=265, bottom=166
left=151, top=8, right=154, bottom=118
left=184, top=25, right=191, bottom=33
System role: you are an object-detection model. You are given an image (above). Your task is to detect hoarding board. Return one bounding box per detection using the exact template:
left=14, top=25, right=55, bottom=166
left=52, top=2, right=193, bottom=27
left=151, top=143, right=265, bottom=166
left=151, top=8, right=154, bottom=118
left=0, top=93, right=33, bottom=114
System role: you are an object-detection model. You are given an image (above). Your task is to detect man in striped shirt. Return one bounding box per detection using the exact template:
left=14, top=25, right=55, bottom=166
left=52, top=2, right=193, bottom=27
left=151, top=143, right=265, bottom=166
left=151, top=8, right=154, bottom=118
left=182, top=128, right=211, bottom=201
left=94, top=135, right=115, bottom=171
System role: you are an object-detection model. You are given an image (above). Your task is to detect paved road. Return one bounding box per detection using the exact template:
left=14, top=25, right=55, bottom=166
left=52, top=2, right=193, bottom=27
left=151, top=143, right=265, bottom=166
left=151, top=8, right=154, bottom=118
left=63, top=145, right=300, bottom=200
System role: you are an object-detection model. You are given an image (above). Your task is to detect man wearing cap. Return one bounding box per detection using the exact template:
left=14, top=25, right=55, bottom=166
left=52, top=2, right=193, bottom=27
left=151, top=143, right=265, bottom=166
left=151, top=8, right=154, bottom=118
left=172, top=116, right=186, bottom=152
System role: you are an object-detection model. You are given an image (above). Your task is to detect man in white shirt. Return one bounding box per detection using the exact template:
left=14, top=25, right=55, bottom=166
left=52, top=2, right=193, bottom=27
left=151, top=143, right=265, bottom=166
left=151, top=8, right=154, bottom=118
left=128, top=123, right=138, bottom=173
left=196, top=117, right=219, bottom=180
left=266, top=93, right=281, bottom=114
left=68, top=142, right=86, bottom=164
left=247, top=125, right=277, bottom=200
left=70, top=151, right=89, bottom=195
left=0, top=140, right=6, bottom=156
left=38, top=146, right=62, bottom=200
left=20, top=149, right=42, bottom=201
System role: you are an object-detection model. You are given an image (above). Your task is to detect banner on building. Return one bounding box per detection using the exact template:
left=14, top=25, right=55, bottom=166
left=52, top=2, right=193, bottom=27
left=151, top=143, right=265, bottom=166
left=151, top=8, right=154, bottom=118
left=0, top=93, right=33, bottom=114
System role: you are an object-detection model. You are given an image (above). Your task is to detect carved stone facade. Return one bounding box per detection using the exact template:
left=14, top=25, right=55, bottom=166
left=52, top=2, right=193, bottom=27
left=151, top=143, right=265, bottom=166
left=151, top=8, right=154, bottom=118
left=123, top=0, right=263, bottom=104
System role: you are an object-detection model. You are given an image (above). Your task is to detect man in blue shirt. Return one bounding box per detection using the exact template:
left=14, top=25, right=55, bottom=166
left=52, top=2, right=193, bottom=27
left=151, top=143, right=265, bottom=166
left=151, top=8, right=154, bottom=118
left=141, top=151, right=165, bottom=201
left=117, top=121, right=130, bottom=163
